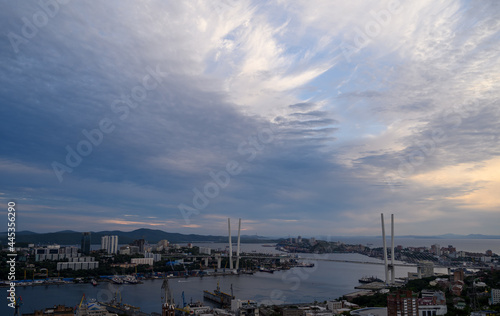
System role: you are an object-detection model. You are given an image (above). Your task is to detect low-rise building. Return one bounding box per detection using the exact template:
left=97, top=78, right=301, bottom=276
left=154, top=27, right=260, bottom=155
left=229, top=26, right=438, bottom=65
left=326, top=300, right=342, bottom=311
left=199, top=247, right=212, bottom=255
left=111, top=263, right=137, bottom=268
left=304, top=312, right=332, bottom=316
left=450, top=280, right=464, bottom=296
left=69, top=256, right=95, bottom=262
left=350, top=307, right=387, bottom=316
left=145, top=252, right=162, bottom=262
left=56, top=256, right=98, bottom=270
left=470, top=311, right=499, bottom=316
left=231, top=299, right=259, bottom=316
left=34, top=245, right=80, bottom=261
left=119, top=245, right=140, bottom=255
left=131, top=257, right=154, bottom=266
left=455, top=302, right=466, bottom=310
left=57, top=261, right=98, bottom=271
left=491, top=288, right=500, bottom=305
left=418, top=297, right=447, bottom=315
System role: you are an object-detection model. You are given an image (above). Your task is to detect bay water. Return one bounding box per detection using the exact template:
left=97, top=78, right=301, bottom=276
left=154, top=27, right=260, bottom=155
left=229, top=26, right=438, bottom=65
left=3, top=239, right=498, bottom=315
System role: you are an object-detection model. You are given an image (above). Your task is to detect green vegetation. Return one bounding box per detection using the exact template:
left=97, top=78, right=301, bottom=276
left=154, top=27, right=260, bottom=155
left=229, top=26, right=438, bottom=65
left=346, top=270, right=500, bottom=314
left=404, top=276, right=441, bottom=292
left=350, top=293, right=388, bottom=307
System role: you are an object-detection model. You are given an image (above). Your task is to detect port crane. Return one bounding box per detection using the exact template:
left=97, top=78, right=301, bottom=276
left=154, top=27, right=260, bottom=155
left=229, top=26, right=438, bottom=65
left=161, top=278, right=176, bottom=316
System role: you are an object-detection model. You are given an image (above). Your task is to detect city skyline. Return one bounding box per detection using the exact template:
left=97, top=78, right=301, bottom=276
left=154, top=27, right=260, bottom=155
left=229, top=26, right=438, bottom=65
left=1, top=1, right=500, bottom=236
left=8, top=227, right=500, bottom=239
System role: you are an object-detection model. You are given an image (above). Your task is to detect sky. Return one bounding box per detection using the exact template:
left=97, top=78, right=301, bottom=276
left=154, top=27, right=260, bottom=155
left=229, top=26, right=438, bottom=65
left=1, top=0, right=499, bottom=237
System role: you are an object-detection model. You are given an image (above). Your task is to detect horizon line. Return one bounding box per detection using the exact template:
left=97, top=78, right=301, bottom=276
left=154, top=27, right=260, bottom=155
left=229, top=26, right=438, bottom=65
left=3, top=228, right=500, bottom=239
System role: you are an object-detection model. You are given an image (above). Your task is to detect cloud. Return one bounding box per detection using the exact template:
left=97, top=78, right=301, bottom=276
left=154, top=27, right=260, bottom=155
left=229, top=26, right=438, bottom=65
left=1, top=1, right=499, bottom=236
left=181, top=224, right=202, bottom=228
left=410, top=157, right=500, bottom=210
left=101, top=219, right=165, bottom=227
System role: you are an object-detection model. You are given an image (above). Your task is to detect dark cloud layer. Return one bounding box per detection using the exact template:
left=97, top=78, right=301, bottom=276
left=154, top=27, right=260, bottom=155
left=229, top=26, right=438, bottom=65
left=1, top=1, right=499, bottom=235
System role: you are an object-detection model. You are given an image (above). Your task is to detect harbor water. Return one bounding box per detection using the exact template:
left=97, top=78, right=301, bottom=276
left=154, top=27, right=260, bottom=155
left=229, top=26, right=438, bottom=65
left=4, top=253, right=438, bottom=315
left=3, top=239, right=498, bottom=315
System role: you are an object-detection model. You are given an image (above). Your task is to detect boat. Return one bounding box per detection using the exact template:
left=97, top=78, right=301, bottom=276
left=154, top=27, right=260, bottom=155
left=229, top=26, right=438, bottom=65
left=75, top=295, right=116, bottom=316
left=99, top=291, right=141, bottom=315
left=259, top=267, right=274, bottom=273
left=23, top=304, right=75, bottom=316
left=91, top=279, right=98, bottom=286
left=358, top=276, right=383, bottom=283
left=123, top=275, right=138, bottom=284
left=297, top=262, right=315, bottom=268
left=111, top=276, right=124, bottom=284
left=203, top=281, right=234, bottom=306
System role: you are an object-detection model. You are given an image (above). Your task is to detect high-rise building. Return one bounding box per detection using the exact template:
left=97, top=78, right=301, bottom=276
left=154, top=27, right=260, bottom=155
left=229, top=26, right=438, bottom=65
left=431, top=244, right=441, bottom=255
left=101, top=235, right=118, bottom=254
left=157, top=240, right=169, bottom=248
left=199, top=247, right=212, bottom=255
left=81, top=232, right=91, bottom=255
left=132, top=239, right=146, bottom=253
left=418, top=261, right=434, bottom=278
left=387, top=290, right=418, bottom=316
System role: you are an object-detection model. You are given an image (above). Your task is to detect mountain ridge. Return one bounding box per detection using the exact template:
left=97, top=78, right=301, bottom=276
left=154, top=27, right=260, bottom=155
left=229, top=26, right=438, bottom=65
left=2, top=229, right=499, bottom=246
left=0, top=228, right=276, bottom=245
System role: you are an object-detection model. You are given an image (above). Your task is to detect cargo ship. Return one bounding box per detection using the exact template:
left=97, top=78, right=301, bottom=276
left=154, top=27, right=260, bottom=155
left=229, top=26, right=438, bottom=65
left=203, top=281, right=234, bottom=306
left=99, top=291, right=142, bottom=315
left=358, top=276, right=383, bottom=283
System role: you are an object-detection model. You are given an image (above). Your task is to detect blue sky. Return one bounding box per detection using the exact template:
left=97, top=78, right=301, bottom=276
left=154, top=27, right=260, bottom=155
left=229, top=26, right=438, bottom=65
left=1, top=0, right=500, bottom=236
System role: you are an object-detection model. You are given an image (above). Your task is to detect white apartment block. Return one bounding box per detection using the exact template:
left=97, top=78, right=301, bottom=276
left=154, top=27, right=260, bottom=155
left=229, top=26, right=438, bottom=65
left=131, top=257, right=154, bottom=266
left=101, top=235, right=119, bottom=254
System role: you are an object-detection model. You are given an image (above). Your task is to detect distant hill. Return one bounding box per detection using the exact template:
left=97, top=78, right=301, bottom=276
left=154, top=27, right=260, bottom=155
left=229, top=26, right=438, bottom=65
left=330, top=234, right=500, bottom=240
left=396, top=234, right=500, bottom=239
left=305, top=234, right=500, bottom=240
left=2, top=230, right=498, bottom=246
left=0, top=228, right=276, bottom=245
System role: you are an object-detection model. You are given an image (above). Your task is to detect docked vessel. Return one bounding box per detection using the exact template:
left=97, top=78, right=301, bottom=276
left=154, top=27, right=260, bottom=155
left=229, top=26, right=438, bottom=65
left=112, top=276, right=124, bottom=284
left=124, top=275, right=139, bottom=284
left=75, top=295, right=118, bottom=316
left=99, top=291, right=141, bottom=315
left=203, top=281, right=234, bottom=306
left=22, top=304, right=74, bottom=316
left=358, top=276, right=383, bottom=283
